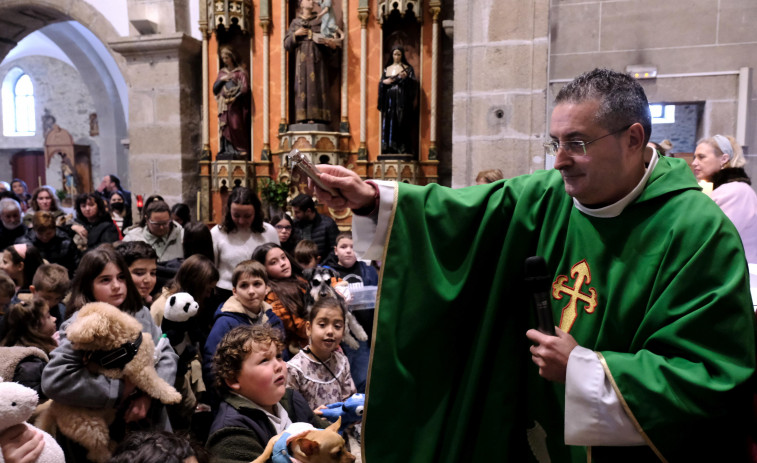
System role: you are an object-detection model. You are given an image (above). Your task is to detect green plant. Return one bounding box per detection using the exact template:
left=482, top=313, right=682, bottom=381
left=260, top=178, right=290, bottom=210
left=56, top=189, right=67, bottom=202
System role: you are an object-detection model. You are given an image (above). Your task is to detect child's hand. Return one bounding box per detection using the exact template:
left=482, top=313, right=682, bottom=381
left=123, top=395, right=152, bottom=423
left=0, top=424, right=45, bottom=463
left=313, top=404, right=327, bottom=415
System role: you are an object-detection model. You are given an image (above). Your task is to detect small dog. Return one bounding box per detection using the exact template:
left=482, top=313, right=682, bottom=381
left=38, top=302, right=181, bottom=463
left=303, top=267, right=367, bottom=350
left=251, top=417, right=355, bottom=463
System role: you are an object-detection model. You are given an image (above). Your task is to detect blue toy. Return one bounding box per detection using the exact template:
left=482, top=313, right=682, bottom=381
left=319, top=393, right=365, bottom=433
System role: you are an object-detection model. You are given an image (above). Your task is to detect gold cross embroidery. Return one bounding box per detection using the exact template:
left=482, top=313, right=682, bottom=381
left=551, top=259, right=598, bottom=333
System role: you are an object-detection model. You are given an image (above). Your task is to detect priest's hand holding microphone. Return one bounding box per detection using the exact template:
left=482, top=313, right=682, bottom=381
left=524, top=256, right=578, bottom=383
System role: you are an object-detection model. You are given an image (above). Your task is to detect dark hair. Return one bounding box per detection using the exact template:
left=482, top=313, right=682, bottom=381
left=220, top=187, right=264, bottom=233
left=170, top=203, right=191, bottom=226
left=30, top=186, right=61, bottom=213
left=109, top=431, right=199, bottom=463
left=140, top=195, right=165, bottom=221
left=252, top=242, right=306, bottom=317
left=290, top=193, right=315, bottom=213
left=67, top=246, right=144, bottom=318
left=5, top=244, right=44, bottom=291
left=139, top=200, right=171, bottom=228
left=271, top=213, right=298, bottom=253
left=114, top=240, right=158, bottom=266
left=212, top=324, right=283, bottom=394
left=0, top=298, right=57, bottom=354
left=165, top=254, right=219, bottom=303
left=182, top=221, right=215, bottom=261
left=108, top=174, right=122, bottom=190
left=75, top=193, right=110, bottom=223
left=555, top=68, right=651, bottom=145
left=11, top=178, right=29, bottom=196
left=308, top=296, right=345, bottom=323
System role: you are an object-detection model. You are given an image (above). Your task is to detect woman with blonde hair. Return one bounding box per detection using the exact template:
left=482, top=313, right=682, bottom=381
left=692, top=134, right=757, bottom=262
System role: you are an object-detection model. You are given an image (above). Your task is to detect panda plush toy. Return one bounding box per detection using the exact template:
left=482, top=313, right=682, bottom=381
left=162, top=292, right=200, bottom=357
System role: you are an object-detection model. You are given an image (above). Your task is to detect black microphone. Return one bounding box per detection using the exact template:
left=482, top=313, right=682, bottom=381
left=524, top=256, right=556, bottom=336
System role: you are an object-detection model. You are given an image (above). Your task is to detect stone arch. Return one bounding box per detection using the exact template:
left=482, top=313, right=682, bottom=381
left=0, top=0, right=130, bottom=189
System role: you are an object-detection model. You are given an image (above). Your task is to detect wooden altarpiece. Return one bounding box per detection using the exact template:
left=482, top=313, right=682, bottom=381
left=198, top=0, right=443, bottom=225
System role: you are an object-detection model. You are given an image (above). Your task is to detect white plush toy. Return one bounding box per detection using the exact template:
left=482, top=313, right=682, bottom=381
left=0, top=379, right=64, bottom=463
left=162, top=292, right=200, bottom=356
left=164, top=292, right=199, bottom=322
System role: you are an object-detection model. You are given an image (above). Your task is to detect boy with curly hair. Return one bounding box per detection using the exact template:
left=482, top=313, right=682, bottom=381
left=206, top=324, right=326, bottom=462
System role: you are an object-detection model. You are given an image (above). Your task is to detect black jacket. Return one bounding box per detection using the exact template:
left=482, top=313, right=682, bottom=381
left=294, top=213, right=339, bottom=262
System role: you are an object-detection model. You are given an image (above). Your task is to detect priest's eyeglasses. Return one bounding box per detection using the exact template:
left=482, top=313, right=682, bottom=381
left=543, top=124, right=632, bottom=157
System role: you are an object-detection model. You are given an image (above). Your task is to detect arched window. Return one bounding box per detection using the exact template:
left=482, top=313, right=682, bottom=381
left=2, top=67, right=36, bottom=136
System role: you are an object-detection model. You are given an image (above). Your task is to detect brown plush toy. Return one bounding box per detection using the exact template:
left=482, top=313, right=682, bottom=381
left=38, top=302, right=181, bottom=463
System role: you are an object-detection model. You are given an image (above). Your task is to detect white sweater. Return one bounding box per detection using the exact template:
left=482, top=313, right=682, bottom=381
left=211, top=223, right=280, bottom=290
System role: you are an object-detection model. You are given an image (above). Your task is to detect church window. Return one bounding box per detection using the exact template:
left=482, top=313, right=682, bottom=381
left=2, top=68, right=36, bottom=136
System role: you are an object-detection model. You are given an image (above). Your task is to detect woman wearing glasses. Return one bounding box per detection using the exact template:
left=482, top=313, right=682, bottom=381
left=123, top=200, right=184, bottom=263
left=72, top=193, right=120, bottom=251
left=271, top=213, right=299, bottom=255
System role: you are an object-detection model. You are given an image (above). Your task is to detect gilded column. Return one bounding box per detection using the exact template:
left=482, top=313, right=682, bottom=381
left=358, top=8, right=369, bottom=160
left=429, top=2, right=441, bottom=160
left=261, top=18, right=271, bottom=160
left=280, top=0, right=287, bottom=133
left=200, top=2, right=211, bottom=159
left=339, top=0, right=349, bottom=132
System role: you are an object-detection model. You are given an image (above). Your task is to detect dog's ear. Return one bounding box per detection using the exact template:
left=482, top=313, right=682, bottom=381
left=303, top=267, right=314, bottom=280
left=293, top=436, right=320, bottom=457
left=66, top=307, right=110, bottom=343
left=325, top=416, right=342, bottom=434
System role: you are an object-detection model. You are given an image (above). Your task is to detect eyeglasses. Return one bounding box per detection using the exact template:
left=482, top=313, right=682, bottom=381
left=148, top=220, right=171, bottom=228
left=544, top=124, right=632, bottom=157
left=275, top=225, right=292, bottom=231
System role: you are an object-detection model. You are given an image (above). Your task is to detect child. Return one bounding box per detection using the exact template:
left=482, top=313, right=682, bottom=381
left=1, top=244, right=44, bottom=292
left=294, top=239, right=319, bottom=269
left=0, top=298, right=57, bottom=401
left=286, top=297, right=356, bottom=411
left=322, top=232, right=379, bottom=286
left=41, top=246, right=178, bottom=462
left=202, top=260, right=283, bottom=391
left=115, top=240, right=158, bottom=304
left=28, top=211, right=79, bottom=277
left=30, top=263, right=70, bottom=330
left=252, top=243, right=310, bottom=356
left=207, top=324, right=325, bottom=462
left=108, top=430, right=206, bottom=463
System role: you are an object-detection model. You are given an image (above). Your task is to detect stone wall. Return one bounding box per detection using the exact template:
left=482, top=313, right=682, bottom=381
left=0, top=55, right=100, bottom=190
left=451, top=0, right=550, bottom=187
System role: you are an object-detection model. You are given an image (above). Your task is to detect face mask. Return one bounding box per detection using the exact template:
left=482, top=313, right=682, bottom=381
left=111, top=203, right=125, bottom=212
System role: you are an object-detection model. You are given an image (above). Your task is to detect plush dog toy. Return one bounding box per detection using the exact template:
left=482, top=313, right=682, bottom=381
left=319, top=393, right=365, bottom=434
left=38, top=302, right=181, bottom=463
left=303, top=267, right=368, bottom=350
left=162, top=292, right=201, bottom=355
left=0, top=379, right=64, bottom=463
left=251, top=417, right=355, bottom=463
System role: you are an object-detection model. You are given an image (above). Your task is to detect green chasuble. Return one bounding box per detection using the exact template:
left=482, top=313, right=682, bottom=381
left=362, top=156, right=755, bottom=463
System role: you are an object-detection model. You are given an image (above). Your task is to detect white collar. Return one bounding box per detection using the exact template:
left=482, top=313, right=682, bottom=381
left=573, top=151, right=659, bottom=218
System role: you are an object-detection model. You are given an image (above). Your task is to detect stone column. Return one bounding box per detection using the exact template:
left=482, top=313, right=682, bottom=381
left=110, top=34, right=202, bottom=205
left=451, top=0, right=549, bottom=187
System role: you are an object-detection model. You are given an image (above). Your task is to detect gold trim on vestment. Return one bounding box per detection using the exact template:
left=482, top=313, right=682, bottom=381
left=361, top=181, right=399, bottom=462
left=596, top=352, right=669, bottom=463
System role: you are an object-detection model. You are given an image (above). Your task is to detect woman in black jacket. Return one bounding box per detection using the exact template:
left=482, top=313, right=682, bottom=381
left=71, top=193, right=120, bottom=251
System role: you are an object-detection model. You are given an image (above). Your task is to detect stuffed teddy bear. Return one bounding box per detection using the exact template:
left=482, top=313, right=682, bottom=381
left=162, top=292, right=200, bottom=357
left=0, top=379, right=64, bottom=463
left=37, top=302, right=181, bottom=463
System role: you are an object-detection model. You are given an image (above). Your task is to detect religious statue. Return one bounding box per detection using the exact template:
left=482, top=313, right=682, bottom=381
left=378, top=46, right=417, bottom=155
left=284, top=0, right=336, bottom=124
left=213, top=46, right=251, bottom=160
left=316, top=0, right=343, bottom=40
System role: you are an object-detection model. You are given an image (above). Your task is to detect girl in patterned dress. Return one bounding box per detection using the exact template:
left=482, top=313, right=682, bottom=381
left=285, top=296, right=356, bottom=412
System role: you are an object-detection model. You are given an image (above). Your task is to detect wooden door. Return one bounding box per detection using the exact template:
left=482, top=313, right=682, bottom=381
left=11, top=149, right=45, bottom=190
